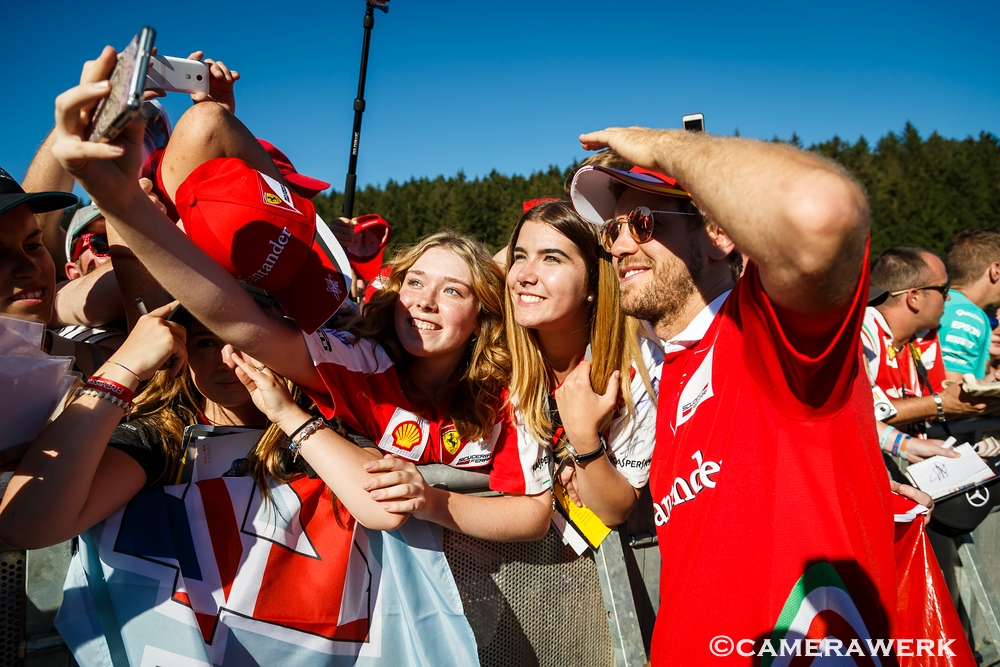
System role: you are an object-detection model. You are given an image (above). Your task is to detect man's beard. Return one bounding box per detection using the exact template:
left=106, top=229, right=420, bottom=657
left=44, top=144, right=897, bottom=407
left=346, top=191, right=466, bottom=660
left=619, top=240, right=704, bottom=332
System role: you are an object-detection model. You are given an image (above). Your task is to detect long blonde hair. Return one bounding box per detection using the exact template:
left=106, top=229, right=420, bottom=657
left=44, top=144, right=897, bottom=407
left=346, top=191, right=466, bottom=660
left=504, top=201, right=653, bottom=460
left=127, top=369, right=202, bottom=484
left=347, top=230, right=510, bottom=442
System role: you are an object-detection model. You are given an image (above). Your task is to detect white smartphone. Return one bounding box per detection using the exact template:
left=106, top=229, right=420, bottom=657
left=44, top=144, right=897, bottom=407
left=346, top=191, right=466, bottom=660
left=146, top=55, right=210, bottom=95
left=682, top=113, right=705, bottom=132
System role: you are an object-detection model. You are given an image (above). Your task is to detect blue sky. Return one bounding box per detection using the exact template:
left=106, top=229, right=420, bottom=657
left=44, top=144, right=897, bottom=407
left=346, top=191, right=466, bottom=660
left=2, top=0, right=997, bottom=197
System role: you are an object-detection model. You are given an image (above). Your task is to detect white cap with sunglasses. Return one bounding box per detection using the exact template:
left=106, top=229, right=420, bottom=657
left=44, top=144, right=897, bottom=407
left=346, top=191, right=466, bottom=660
left=570, top=164, right=701, bottom=249
left=570, top=165, right=692, bottom=225
left=65, top=204, right=106, bottom=262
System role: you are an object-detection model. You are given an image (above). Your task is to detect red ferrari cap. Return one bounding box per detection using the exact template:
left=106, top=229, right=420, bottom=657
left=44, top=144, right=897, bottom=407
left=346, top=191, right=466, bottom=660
left=175, top=158, right=347, bottom=333
left=348, top=213, right=392, bottom=283
left=257, top=139, right=330, bottom=199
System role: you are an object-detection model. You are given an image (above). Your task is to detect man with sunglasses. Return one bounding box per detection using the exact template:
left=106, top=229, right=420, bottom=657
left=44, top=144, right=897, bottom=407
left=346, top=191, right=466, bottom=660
left=862, top=246, right=995, bottom=432
left=65, top=205, right=111, bottom=279
left=571, top=127, right=905, bottom=664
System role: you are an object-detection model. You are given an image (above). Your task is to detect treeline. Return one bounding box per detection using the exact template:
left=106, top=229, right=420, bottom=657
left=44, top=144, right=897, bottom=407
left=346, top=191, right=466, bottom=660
left=314, top=123, right=1000, bottom=257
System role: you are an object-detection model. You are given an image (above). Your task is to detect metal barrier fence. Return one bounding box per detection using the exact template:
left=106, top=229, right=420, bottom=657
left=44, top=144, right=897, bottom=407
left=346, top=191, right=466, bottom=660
left=2, top=467, right=657, bottom=667
left=19, top=416, right=1000, bottom=667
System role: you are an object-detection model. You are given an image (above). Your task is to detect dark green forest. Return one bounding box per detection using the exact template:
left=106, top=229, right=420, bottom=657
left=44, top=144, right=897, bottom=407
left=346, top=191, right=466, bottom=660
left=312, top=123, right=1000, bottom=258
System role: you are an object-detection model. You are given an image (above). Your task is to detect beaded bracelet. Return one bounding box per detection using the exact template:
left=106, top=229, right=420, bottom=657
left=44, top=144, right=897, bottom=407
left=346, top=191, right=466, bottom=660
left=86, top=377, right=135, bottom=404
left=75, top=388, right=131, bottom=414
left=286, top=417, right=327, bottom=462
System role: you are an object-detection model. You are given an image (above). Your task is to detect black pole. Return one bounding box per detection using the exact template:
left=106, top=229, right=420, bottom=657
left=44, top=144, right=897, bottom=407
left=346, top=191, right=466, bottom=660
left=343, top=3, right=379, bottom=219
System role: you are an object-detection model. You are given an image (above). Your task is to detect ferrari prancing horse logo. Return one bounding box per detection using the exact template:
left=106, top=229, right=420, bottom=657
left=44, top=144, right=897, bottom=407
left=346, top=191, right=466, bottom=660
left=443, top=429, right=461, bottom=455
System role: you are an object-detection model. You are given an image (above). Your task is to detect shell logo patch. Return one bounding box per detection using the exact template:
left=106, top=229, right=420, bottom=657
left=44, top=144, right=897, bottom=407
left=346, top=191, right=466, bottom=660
left=392, top=421, right=422, bottom=450
left=443, top=429, right=461, bottom=455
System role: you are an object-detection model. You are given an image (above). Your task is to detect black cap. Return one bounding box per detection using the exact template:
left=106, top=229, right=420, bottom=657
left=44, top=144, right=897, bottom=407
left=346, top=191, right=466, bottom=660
left=868, top=286, right=889, bottom=307
left=0, top=167, right=78, bottom=217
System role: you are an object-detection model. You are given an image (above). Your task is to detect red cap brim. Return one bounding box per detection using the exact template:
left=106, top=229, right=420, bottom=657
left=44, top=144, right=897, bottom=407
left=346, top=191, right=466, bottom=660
left=270, top=235, right=348, bottom=334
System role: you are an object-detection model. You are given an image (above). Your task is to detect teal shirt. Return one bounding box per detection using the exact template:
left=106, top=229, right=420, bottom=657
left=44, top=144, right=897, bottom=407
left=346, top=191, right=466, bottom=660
left=939, top=289, right=991, bottom=377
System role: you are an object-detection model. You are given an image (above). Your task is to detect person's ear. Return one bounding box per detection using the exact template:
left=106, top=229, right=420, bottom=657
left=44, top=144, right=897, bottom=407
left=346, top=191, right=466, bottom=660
left=705, top=224, right=735, bottom=260
left=989, top=261, right=1000, bottom=284
left=65, top=262, right=82, bottom=281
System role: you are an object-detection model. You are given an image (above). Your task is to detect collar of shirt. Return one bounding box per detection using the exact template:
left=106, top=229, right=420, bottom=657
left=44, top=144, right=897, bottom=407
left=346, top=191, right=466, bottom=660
left=660, top=290, right=732, bottom=354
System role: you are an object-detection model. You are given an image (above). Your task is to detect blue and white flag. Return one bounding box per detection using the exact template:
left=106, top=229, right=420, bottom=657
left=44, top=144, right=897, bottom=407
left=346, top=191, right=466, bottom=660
left=55, top=475, right=479, bottom=666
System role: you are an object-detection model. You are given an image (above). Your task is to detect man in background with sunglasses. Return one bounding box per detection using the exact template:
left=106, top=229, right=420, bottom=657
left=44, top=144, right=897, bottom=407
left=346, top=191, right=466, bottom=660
left=861, top=246, right=996, bottom=432
left=571, top=127, right=908, bottom=664
left=64, top=205, right=111, bottom=280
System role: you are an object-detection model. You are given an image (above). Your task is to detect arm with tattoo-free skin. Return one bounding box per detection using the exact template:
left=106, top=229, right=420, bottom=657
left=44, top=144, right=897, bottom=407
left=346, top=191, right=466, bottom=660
left=363, top=455, right=553, bottom=541
left=0, top=304, right=187, bottom=549
left=22, top=129, right=76, bottom=269
left=554, top=362, right=639, bottom=526
left=579, top=127, right=870, bottom=316
left=49, top=47, right=320, bottom=391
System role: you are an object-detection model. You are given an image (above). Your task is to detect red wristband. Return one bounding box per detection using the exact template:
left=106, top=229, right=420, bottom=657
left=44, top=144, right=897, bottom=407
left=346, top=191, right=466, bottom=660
left=87, top=377, right=135, bottom=404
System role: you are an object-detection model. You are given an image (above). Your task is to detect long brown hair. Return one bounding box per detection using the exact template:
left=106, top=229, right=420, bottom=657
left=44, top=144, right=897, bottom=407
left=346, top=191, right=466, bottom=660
left=348, top=230, right=510, bottom=441
left=504, top=200, right=653, bottom=460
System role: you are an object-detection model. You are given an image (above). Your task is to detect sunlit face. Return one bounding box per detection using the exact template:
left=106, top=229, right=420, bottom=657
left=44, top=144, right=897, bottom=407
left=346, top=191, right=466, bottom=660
left=66, top=217, right=112, bottom=278
left=917, top=253, right=949, bottom=330
left=394, top=246, right=480, bottom=368
left=0, top=204, right=56, bottom=324
left=609, top=189, right=703, bottom=329
left=507, top=219, right=591, bottom=335
left=185, top=320, right=254, bottom=409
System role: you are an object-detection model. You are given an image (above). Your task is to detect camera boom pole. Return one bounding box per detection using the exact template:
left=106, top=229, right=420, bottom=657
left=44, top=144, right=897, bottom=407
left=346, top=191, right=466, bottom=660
left=343, top=2, right=387, bottom=219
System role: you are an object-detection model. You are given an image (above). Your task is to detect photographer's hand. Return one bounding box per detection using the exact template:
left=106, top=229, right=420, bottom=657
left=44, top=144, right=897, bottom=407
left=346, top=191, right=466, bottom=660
left=51, top=46, right=145, bottom=210
left=186, top=50, right=239, bottom=114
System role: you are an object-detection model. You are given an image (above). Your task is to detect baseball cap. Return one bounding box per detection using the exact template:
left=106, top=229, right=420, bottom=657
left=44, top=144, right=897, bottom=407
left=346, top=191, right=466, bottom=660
left=257, top=139, right=330, bottom=199
left=348, top=214, right=392, bottom=282
left=570, top=165, right=690, bottom=226
left=868, top=287, right=889, bottom=307
left=64, top=204, right=105, bottom=261
left=175, top=158, right=348, bottom=334
left=0, top=167, right=77, bottom=217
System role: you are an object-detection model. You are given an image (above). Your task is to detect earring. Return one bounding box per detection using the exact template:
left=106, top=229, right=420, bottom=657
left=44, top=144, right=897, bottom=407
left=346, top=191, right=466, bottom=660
left=587, top=295, right=594, bottom=302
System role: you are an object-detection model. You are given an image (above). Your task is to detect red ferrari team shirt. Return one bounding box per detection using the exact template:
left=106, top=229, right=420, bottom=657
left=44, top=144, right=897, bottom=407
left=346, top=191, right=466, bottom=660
left=303, top=328, right=528, bottom=492
left=860, top=307, right=945, bottom=402
left=649, top=260, right=897, bottom=664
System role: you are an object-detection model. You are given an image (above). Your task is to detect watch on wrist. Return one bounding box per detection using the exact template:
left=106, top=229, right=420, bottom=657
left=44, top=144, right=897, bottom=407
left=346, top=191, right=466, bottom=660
left=933, top=392, right=947, bottom=422
left=565, top=434, right=607, bottom=464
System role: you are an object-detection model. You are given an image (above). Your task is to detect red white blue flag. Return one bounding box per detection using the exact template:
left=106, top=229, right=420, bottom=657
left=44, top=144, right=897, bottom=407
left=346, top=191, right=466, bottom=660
left=56, top=476, right=479, bottom=666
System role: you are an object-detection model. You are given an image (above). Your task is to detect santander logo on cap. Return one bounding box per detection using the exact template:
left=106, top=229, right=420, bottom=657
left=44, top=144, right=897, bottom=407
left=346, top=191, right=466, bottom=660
left=175, top=157, right=348, bottom=334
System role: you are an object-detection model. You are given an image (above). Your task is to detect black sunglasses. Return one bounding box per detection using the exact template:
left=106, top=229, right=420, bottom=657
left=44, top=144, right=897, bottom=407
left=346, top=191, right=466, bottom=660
left=887, top=281, right=951, bottom=297
left=601, top=206, right=700, bottom=251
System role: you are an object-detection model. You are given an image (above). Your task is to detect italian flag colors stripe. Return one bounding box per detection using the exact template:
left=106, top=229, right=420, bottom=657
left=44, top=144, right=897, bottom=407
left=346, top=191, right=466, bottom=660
left=762, top=562, right=881, bottom=667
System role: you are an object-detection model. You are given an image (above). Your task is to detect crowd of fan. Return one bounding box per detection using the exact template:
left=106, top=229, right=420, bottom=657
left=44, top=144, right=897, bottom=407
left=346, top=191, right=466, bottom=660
left=2, top=46, right=1000, bottom=665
